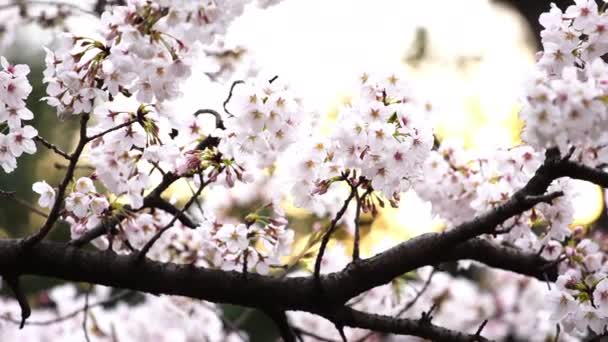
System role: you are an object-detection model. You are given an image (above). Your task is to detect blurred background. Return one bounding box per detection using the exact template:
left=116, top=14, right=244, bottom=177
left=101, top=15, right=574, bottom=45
left=0, top=0, right=601, bottom=340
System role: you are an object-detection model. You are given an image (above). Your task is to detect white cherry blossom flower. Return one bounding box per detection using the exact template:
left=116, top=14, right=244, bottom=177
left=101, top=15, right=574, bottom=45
left=32, top=181, right=55, bottom=209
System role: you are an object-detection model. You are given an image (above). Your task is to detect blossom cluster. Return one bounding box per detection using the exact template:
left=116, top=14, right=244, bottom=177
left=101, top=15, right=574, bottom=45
left=75, top=198, right=294, bottom=275
left=87, top=103, right=163, bottom=209
left=9, top=0, right=608, bottom=341
left=547, top=238, right=608, bottom=336
left=64, top=177, right=111, bottom=240
left=0, top=57, right=36, bottom=173
left=520, top=0, right=608, bottom=165
left=220, top=77, right=312, bottom=170
left=415, top=140, right=575, bottom=249
left=281, top=72, right=434, bottom=209
left=329, top=73, right=434, bottom=199
left=197, top=206, right=294, bottom=274
left=41, top=0, right=256, bottom=116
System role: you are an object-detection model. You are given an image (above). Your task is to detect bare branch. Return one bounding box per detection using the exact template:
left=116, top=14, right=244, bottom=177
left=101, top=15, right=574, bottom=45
left=314, top=186, right=356, bottom=281
left=0, top=189, right=48, bottom=219
left=327, top=307, right=491, bottom=342
left=1, top=290, right=133, bottom=326
left=223, top=80, right=244, bottom=116
left=34, top=135, right=70, bottom=160
left=86, top=119, right=138, bottom=143
left=137, top=174, right=209, bottom=260
left=352, top=185, right=363, bottom=262
left=82, top=284, right=92, bottom=342
left=293, top=326, right=340, bottom=342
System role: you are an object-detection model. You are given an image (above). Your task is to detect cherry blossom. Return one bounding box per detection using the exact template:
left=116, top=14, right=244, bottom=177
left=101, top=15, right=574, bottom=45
left=5, top=1, right=608, bottom=341
left=32, top=181, right=56, bottom=209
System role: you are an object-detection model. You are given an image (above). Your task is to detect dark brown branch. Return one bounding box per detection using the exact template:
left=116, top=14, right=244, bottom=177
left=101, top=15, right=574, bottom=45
left=86, top=119, right=138, bottom=142
left=142, top=197, right=197, bottom=228
left=1, top=290, right=133, bottom=326
left=223, top=80, right=244, bottom=116
left=443, top=238, right=559, bottom=281
left=0, top=190, right=48, bottom=219
left=0, top=237, right=556, bottom=315
left=475, top=319, right=489, bottom=338
left=70, top=108, right=225, bottom=247
left=293, top=327, right=339, bottom=342
left=4, top=275, right=31, bottom=329
left=25, top=113, right=90, bottom=247
left=355, top=268, right=438, bottom=342
left=314, top=187, right=356, bottom=281
left=4, top=147, right=606, bottom=340
left=327, top=307, right=490, bottom=342
left=352, top=185, right=362, bottom=261
left=34, top=135, right=70, bottom=160
left=70, top=188, right=199, bottom=248
left=137, top=174, right=208, bottom=259
left=82, top=284, right=92, bottom=342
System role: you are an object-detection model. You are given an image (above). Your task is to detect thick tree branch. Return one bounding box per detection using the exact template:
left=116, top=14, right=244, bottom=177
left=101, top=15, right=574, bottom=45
left=443, top=238, right=559, bottom=281
left=4, top=147, right=606, bottom=340
left=0, top=237, right=557, bottom=313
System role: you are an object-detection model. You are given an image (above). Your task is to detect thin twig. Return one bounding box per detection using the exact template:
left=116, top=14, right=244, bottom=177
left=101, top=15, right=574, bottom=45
left=314, top=186, right=356, bottom=281
left=4, top=275, right=30, bottom=329
left=53, top=162, right=95, bottom=171
left=0, top=190, right=49, bottom=218
left=1, top=290, right=133, bottom=326
left=293, top=327, right=340, bottom=342
left=397, top=268, right=437, bottom=316
left=34, top=136, right=70, bottom=160
left=352, top=184, right=362, bottom=261
left=185, top=179, right=205, bottom=216
left=86, top=119, right=138, bottom=142
left=335, top=324, right=348, bottom=342
left=82, top=284, right=92, bottom=342
left=137, top=173, right=209, bottom=260
left=419, top=303, right=438, bottom=325
left=233, top=308, right=254, bottom=328
left=355, top=268, right=437, bottom=342
left=474, top=319, right=488, bottom=338
left=223, top=80, right=244, bottom=116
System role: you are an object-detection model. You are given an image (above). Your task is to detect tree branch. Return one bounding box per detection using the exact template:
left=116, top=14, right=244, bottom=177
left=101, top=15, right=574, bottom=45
left=265, top=310, right=296, bottom=342
left=0, top=237, right=556, bottom=313
left=327, top=306, right=490, bottom=342
left=4, top=275, right=31, bottom=328
left=34, top=135, right=70, bottom=160
left=4, top=147, right=607, bottom=340
left=25, top=113, right=90, bottom=247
